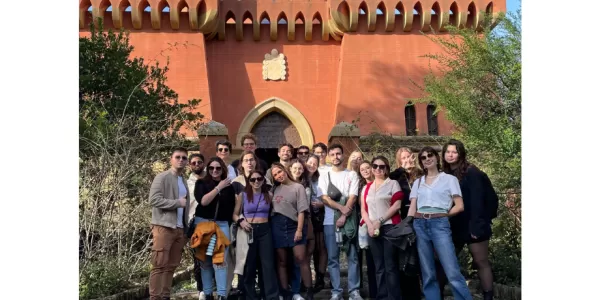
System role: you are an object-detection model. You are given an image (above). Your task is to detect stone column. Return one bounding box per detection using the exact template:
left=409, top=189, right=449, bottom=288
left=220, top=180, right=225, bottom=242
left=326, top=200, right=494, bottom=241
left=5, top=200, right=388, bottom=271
left=327, top=121, right=361, bottom=167
left=197, top=120, right=230, bottom=158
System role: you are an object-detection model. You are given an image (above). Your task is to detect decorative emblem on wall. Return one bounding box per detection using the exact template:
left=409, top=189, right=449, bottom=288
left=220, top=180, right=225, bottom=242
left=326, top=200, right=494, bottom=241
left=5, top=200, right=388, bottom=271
left=262, top=49, right=287, bottom=81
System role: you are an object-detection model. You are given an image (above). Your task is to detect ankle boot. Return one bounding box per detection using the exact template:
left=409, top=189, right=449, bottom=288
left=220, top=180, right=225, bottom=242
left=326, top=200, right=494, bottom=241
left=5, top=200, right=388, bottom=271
left=304, top=287, right=314, bottom=300
left=283, top=289, right=293, bottom=300
left=314, top=273, right=324, bottom=292
left=483, top=290, right=494, bottom=300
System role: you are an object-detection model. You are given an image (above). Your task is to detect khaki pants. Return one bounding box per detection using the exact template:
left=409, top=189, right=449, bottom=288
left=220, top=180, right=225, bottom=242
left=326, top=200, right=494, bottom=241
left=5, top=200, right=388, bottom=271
left=149, top=225, right=186, bottom=300
left=234, top=228, right=251, bottom=275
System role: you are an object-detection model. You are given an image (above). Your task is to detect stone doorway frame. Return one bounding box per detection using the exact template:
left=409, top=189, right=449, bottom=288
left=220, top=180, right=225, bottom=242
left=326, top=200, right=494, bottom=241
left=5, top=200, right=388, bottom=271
left=236, top=97, right=314, bottom=148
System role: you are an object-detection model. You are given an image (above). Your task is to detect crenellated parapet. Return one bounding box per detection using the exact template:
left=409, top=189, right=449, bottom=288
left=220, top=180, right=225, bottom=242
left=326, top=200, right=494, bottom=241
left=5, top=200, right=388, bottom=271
left=79, top=0, right=503, bottom=41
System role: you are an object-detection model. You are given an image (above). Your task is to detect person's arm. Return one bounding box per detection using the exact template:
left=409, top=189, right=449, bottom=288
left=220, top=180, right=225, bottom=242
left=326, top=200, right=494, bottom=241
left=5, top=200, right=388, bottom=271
left=448, top=196, right=465, bottom=216
left=318, top=174, right=351, bottom=214
left=465, top=169, right=487, bottom=237
left=360, top=187, right=372, bottom=227
left=149, top=173, right=184, bottom=210
left=345, top=171, right=360, bottom=209
left=198, top=178, right=230, bottom=206
left=232, top=193, right=243, bottom=223
left=407, top=179, right=420, bottom=217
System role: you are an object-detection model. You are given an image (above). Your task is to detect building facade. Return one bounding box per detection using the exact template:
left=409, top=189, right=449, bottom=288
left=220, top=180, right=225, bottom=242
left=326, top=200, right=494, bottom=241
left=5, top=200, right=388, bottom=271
left=79, top=0, right=505, bottom=160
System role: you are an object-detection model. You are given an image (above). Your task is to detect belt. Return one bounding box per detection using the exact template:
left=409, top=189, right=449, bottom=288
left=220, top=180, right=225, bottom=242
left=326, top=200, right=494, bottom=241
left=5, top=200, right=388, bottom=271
left=414, top=212, right=448, bottom=219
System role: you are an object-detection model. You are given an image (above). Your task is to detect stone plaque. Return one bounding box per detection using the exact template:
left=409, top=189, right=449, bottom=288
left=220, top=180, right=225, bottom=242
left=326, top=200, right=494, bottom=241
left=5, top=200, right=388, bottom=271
left=262, top=49, right=287, bottom=81
left=251, top=112, right=302, bottom=148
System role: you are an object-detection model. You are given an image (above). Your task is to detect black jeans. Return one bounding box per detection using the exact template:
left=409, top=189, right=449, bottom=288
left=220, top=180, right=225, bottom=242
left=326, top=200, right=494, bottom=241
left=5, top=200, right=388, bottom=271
left=193, top=255, right=203, bottom=292
left=365, top=248, right=378, bottom=298
left=244, top=223, right=279, bottom=300
left=368, top=225, right=402, bottom=300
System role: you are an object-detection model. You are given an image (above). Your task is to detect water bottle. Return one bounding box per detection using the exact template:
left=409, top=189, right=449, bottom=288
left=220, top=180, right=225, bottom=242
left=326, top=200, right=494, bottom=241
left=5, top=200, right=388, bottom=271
left=358, top=224, right=369, bottom=249
left=335, top=227, right=343, bottom=246
left=206, top=234, right=217, bottom=256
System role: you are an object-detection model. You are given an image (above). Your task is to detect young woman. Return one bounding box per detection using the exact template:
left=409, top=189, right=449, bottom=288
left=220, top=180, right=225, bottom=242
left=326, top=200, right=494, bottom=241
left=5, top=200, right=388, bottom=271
left=304, top=154, right=327, bottom=292
left=357, top=161, right=378, bottom=299
left=441, top=139, right=495, bottom=300
left=194, top=157, right=243, bottom=300
left=360, top=156, right=404, bottom=300
left=407, top=147, right=472, bottom=300
left=347, top=150, right=364, bottom=173
left=232, top=170, right=279, bottom=300
left=288, top=159, right=315, bottom=297
left=389, top=147, right=424, bottom=300
left=270, top=163, right=314, bottom=300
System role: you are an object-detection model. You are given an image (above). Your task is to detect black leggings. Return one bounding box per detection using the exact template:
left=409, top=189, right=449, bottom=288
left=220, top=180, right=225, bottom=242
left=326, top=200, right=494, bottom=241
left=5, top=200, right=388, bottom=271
left=437, top=239, right=494, bottom=296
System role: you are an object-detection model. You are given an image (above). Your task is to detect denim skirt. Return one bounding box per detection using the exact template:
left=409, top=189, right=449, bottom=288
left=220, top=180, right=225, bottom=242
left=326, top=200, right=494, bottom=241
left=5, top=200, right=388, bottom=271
left=271, top=213, right=307, bottom=248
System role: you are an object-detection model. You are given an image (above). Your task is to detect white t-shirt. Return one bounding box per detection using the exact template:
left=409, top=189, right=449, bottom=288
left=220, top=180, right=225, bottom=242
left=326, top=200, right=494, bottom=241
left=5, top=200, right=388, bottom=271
left=317, top=168, right=359, bottom=225
left=409, top=172, right=462, bottom=213
left=227, top=165, right=237, bottom=181
left=177, top=176, right=186, bottom=228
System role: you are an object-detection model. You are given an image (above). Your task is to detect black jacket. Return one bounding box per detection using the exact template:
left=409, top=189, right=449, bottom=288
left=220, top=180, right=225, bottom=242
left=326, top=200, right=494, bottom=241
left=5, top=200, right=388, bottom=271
left=389, top=167, right=413, bottom=219
left=450, top=165, right=493, bottom=242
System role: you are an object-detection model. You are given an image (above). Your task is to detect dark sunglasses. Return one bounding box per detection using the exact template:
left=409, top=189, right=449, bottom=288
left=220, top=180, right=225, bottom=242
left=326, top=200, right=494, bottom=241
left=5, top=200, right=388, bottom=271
left=174, top=155, right=188, bottom=161
left=371, top=163, right=387, bottom=170
left=297, top=151, right=309, bottom=155
left=217, top=148, right=230, bottom=153
left=208, top=166, right=222, bottom=171
left=249, top=177, right=264, bottom=183
left=190, top=161, right=204, bottom=166
left=420, top=153, right=435, bottom=161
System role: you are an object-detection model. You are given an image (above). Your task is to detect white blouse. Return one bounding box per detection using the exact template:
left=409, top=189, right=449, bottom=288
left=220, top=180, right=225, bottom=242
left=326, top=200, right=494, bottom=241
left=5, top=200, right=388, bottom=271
left=361, top=178, right=402, bottom=225
left=409, top=172, right=462, bottom=212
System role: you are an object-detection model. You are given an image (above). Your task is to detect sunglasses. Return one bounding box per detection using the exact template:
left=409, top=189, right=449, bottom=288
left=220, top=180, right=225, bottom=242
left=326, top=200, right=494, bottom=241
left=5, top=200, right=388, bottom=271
left=420, top=153, right=435, bottom=161
left=190, top=161, right=204, bottom=166
left=298, top=151, right=309, bottom=155
left=249, top=177, right=264, bottom=183
left=371, top=163, right=386, bottom=170
left=174, top=155, right=188, bottom=161
left=208, top=166, right=222, bottom=172
left=217, top=148, right=230, bottom=153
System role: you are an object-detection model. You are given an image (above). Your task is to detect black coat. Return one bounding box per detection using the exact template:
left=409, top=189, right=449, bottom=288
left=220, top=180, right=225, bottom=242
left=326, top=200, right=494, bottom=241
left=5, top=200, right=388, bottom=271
left=450, top=165, right=493, bottom=242
left=389, top=167, right=413, bottom=219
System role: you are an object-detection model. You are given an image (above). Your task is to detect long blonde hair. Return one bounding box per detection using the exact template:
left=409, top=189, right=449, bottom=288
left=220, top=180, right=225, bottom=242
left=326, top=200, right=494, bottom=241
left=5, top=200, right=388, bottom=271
left=346, top=150, right=364, bottom=173
left=395, top=147, right=423, bottom=184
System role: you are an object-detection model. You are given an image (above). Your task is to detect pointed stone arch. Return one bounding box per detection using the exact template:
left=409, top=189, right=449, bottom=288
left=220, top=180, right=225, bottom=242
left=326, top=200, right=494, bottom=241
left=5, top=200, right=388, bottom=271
left=236, top=97, right=314, bottom=148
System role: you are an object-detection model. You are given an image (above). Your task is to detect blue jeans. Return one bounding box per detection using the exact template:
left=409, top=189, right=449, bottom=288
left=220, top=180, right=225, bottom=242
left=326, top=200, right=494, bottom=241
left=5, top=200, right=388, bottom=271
left=324, top=225, right=360, bottom=296
left=195, top=217, right=231, bottom=297
left=413, top=217, right=472, bottom=300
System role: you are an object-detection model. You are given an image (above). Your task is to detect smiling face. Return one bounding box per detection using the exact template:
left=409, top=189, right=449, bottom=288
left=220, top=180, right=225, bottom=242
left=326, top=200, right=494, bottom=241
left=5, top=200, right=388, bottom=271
left=248, top=172, right=264, bottom=189
left=371, top=158, right=388, bottom=179
left=420, top=151, right=438, bottom=170
left=271, top=166, right=288, bottom=183
left=349, top=151, right=363, bottom=168
left=313, top=146, right=327, bottom=166
left=242, top=153, right=256, bottom=174
left=297, top=147, right=310, bottom=162
left=290, top=162, right=304, bottom=180
left=216, top=144, right=230, bottom=160
left=279, top=145, right=293, bottom=162
left=359, top=162, right=372, bottom=180
left=398, top=149, right=415, bottom=169
left=207, top=161, right=223, bottom=180
left=305, top=157, right=319, bottom=174
left=444, top=145, right=459, bottom=165
left=190, top=156, right=204, bottom=174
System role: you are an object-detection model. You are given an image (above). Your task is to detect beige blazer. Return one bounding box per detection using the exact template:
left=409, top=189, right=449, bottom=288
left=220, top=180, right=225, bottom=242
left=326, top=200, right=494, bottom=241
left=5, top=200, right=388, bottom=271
left=149, top=169, right=190, bottom=229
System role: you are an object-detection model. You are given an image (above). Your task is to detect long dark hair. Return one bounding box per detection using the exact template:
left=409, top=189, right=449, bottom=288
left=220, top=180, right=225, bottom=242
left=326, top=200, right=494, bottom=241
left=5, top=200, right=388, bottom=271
left=442, top=139, right=471, bottom=181
left=358, top=161, right=373, bottom=191
left=287, top=159, right=310, bottom=188
left=306, top=154, right=320, bottom=183
left=244, top=170, right=271, bottom=204
left=203, top=157, right=228, bottom=187
left=417, top=147, right=441, bottom=175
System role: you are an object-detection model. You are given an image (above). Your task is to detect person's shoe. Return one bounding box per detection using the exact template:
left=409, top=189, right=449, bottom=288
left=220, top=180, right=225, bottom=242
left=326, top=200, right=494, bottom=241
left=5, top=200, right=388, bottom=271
left=329, top=294, right=341, bottom=300
left=304, top=287, right=314, bottom=300
left=300, top=285, right=307, bottom=293
left=483, top=290, right=494, bottom=300
left=349, top=290, right=363, bottom=300
left=199, top=291, right=206, bottom=300
left=205, top=295, right=214, bottom=300
left=217, top=296, right=227, bottom=300
left=292, top=294, right=305, bottom=300
left=313, top=273, right=325, bottom=292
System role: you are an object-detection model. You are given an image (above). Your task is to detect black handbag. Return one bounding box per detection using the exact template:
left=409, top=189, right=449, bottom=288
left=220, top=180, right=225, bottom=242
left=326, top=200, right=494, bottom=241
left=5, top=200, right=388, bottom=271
left=327, top=172, right=343, bottom=202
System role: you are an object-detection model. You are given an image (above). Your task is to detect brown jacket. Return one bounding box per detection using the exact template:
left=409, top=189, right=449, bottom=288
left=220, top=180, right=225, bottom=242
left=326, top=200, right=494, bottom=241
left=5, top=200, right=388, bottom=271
left=190, top=221, right=231, bottom=264
left=149, top=169, right=190, bottom=229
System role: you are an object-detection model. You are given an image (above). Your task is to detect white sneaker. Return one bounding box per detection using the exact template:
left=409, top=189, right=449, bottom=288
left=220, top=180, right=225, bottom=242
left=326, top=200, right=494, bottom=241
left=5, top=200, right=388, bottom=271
left=330, top=294, right=342, bottom=300
left=292, top=294, right=305, bottom=300
left=199, top=291, right=206, bottom=300
left=349, top=290, right=363, bottom=300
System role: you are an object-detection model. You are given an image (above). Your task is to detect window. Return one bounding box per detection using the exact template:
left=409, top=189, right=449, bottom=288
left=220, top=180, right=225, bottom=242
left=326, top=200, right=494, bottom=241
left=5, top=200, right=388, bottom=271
left=427, top=103, right=438, bottom=136
left=405, top=102, right=417, bottom=136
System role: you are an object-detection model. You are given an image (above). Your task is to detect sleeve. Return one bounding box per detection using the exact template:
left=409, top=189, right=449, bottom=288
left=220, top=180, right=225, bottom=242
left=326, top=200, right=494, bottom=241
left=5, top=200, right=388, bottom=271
left=227, top=165, right=237, bottom=181
left=232, top=181, right=244, bottom=195
left=149, top=173, right=180, bottom=210
left=315, top=182, right=323, bottom=198
left=390, top=180, right=404, bottom=206
left=318, top=171, right=328, bottom=197
left=266, top=168, right=273, bottom=184
left=409, top=178, right=420, bottom=200
left=359, top=186, right=366, bottom=207
left=448, top=175, right=462, bottom=197
left=465, top=168, right=487, bottom=237
left=296, top=184, right=310, bottom=213
left=194, top=180, right=207, bottom=205
left=349, top=171, right=360, bottom=197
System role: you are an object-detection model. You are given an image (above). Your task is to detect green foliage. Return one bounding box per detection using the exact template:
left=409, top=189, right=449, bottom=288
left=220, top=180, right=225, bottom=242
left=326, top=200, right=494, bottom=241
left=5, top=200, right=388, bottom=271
left=416, top=11, right=522, bottom=285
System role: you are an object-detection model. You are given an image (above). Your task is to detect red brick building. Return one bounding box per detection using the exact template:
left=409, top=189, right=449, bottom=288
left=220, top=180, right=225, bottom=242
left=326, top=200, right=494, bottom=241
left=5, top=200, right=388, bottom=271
left=79, top=0, right=505, bottom=160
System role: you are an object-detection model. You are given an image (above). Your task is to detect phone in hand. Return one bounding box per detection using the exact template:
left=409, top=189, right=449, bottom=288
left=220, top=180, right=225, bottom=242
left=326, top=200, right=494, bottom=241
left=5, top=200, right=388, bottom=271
left=247, top=228, right=254, bottom=244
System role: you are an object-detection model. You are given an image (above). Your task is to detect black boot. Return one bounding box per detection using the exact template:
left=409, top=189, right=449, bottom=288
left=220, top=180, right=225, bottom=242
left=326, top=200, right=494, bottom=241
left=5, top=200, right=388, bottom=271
left=282, top=289, right=293, bottom=300
left=314, top=272, right=324, bottom=292
left=483, top=290, right=494, bottom=300
left=205, top=295, right=214, bottom=300
left=217, top=296, right=227, bottom=300
left=304, top=287, right=315, bottom=300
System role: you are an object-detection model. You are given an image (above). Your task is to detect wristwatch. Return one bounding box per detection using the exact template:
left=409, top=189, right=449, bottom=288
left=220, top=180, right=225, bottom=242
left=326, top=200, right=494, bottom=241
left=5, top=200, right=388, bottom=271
left=214, top=187, right=221, bottom=193
left=236, top=218, right=245, bottom=226
left=378, top=217, right=385, bottom=224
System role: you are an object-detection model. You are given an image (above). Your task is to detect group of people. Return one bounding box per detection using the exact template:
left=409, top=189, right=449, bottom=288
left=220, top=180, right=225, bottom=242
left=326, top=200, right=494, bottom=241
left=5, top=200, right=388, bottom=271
left=148, top=133, right=498, bottom=300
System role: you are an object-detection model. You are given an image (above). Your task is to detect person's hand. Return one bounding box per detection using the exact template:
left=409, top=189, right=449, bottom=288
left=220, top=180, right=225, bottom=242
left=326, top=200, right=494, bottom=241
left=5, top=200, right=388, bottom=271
left=217, top=178, right=231, bottom=190
left=241, top=220, right=252, bottom=232
left=294, top=230, right=303, bottom=242
left=373, top=220, right=381, bottom=231
left=336, top=215, right=347, bottom=228
left=178, top=197, right=186, bottom=207
left=339, top=205, right=351, bottom=216
left=367, top=224, right=375, bottom=237
left=471, top=234, right=478, bottom=239
left=311, top=201, right=323, bottom=208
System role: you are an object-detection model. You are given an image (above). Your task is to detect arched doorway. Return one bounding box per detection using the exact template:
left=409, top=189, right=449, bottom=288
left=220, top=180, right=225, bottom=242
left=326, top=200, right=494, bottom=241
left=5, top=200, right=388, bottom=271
left=251, top=112, right=302, bottom=165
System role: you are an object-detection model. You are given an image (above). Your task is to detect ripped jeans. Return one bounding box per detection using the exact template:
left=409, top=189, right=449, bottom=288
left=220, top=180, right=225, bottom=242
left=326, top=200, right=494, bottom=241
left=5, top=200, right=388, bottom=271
left=194, top=217, right=231, bottom=297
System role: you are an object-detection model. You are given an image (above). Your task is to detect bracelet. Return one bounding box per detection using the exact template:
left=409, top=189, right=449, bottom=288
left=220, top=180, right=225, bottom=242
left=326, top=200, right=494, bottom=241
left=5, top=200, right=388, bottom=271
left=237, top=218, right=245, bottom=226
left=214, top=187, right=220, bottom=193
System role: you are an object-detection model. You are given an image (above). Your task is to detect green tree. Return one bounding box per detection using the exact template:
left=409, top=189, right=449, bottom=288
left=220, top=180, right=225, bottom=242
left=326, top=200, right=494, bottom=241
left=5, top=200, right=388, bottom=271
left=417, top=11, right=522, bottom=284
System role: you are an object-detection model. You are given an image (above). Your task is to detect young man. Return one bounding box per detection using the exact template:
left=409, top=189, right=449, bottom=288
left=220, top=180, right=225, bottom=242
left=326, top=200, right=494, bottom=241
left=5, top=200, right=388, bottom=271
left=216, top=140, right=237, bottom=181
left=296, top=145, right=310, bottom=162
left=312, top=143, right=331, bottom=172
left=148, top=147, right=190, bottom=300
left=265, top=143, right=294, bottom=183
left=231, top=133, right=269, bottom=172
left=187, top=153, right=205, bottom=299
left=318, top=144, right=363, bottom=300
